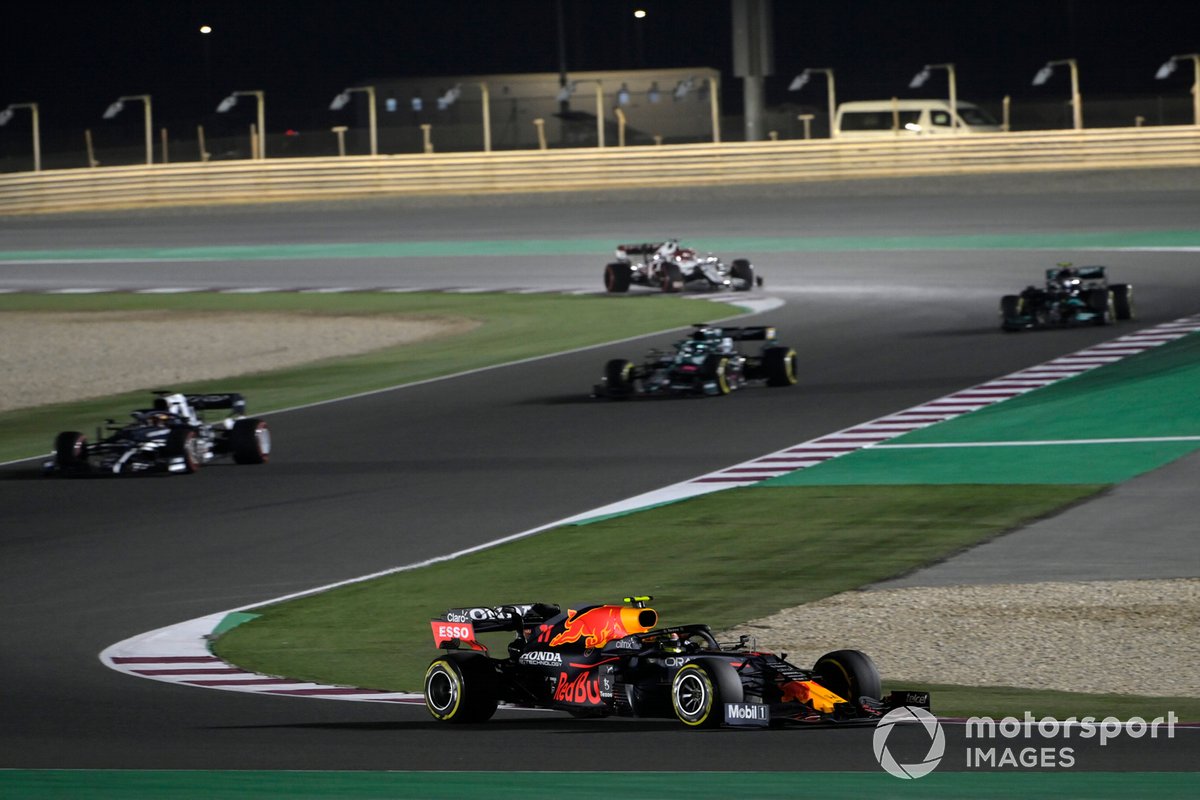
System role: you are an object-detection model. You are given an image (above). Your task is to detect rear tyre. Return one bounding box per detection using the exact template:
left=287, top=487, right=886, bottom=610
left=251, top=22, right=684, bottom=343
left=603, top=359, right=636, bottom=398
left=231, top=418, right=271, bottom=464
left=164, top=428, right=201, bottom=473
left=660, top=263, right=684, bottom=293
left=54, top=431, right=88, bottom=472
left=1111, top=283, right=1134, bottom=320
left=763, top=347, right=798, bottom=387
left=813, top=649, right=882, bottom=703
left=423, top=652, right=499, bottom=723
left=702, top=355, right=732, bottom=395
left=604, top=262, right=631, bottom=293
left=671, top=657, right=744, bottom=728
left=730, top=259, right=754, bottom=291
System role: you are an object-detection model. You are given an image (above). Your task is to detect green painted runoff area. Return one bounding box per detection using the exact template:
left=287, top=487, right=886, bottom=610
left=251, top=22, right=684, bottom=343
left=0, top=770, right=1193, bottom=799
left=767, top=331, right=1200, bottom=486
left=2, top=228, right=1199, bottom=261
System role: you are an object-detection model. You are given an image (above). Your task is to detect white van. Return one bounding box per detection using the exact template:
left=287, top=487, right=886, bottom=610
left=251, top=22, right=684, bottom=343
left=834, top=100, right=1002, bottom=138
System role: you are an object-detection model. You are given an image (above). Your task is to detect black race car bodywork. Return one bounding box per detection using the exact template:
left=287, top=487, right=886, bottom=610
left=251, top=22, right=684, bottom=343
left=46, top=391, right=270, bottom=476
left=593, top=324, right=798, bottom=398
left=603, top=240, right=757, bottom=293
left=1001, top=264, right=1134, bottom=331
left=424, top=597, right=930, bottom=728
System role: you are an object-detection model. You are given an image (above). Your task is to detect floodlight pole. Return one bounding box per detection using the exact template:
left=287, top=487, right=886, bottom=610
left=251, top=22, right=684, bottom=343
left=708, top=76, right=721, bottom=143
left=113, top=95, right=154, bottom=164
left=346, top=86, right=378, bottom=155
left=923, top=64, right=958, bottom=131
left=2, top=102, right=41, bottom=171
left=1159, top=54, right=1200, bottom=126
left=1042, top=59, right=1082, bottom=130
left=480, top=82, right=492, bottom=152
left=230, top=91, right=265, bottom=158
left=792, top=69, right=836, bottom=138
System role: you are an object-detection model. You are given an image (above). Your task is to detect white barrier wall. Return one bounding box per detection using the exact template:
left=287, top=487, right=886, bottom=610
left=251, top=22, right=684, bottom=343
left=2, top=127, right=1198, bottom=215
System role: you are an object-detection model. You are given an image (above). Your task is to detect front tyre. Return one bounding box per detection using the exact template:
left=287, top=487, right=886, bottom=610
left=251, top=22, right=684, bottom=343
left=604, top=262, right=631, bottom=293
left=165, top=428, right=201, bottom=474
left=813, top=649, right=882, bottom=703
left=231, top=418, right=271, bottom=464
left=730, top=259, right=754, bottom=291
left=603, top=358, right=636, bottom=398
left=1111, top=283, right=1134, bottom=320
left=702, top=355, right=732, bottom=395
left=54, top=431, right=89, bottom=473
left=671, top=657, right=744, bottom=728
left=423, top=652, right=499, bottom=723
left=660, top=262, right=684, bottom=293
left=763, top=347, right=798, bottom=387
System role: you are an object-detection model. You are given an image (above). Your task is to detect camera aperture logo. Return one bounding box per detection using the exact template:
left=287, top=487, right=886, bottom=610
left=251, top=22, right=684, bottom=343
left=873, top=706, right=946, bottom=779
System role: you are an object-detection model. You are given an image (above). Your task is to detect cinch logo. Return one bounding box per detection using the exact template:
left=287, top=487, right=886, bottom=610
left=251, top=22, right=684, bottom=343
left=873, top=706, right=946, bottom=779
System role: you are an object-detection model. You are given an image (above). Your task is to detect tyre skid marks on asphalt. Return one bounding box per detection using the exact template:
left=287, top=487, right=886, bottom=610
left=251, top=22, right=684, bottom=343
left=99, top=313, right=1200, bottom=706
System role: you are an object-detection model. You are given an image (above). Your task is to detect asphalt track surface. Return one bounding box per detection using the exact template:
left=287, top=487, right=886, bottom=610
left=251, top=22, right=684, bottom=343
left=1, top=170, right=1198, bottom=771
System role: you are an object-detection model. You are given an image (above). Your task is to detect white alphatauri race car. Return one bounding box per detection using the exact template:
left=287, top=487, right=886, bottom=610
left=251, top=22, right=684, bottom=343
left=46, top=391, right=270, bottom=476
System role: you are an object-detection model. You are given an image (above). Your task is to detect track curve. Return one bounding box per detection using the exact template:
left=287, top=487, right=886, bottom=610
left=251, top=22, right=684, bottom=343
left=2, top=170, right=1198, bottom=770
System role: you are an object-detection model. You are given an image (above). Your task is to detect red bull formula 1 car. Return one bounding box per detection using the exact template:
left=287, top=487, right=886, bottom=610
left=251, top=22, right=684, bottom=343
left=424, top=597, right=930, bottom=728
left=603, top=240, right=757, bottom=293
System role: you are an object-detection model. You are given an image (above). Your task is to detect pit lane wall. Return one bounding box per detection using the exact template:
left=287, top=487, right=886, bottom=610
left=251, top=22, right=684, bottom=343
left=2, top=126, right=1199, bottom=215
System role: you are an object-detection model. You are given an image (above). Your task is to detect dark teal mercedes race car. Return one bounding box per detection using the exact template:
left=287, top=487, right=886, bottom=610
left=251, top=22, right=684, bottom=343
left=593, top=324, right=798, bottom=398
left=1001, top=264, right=1133, bottom=331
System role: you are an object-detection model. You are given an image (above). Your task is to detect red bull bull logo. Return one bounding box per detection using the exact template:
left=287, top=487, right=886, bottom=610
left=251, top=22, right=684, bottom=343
left=548, top=604, right=658, bottom=649
left=781, top=680, right=846, bottom=714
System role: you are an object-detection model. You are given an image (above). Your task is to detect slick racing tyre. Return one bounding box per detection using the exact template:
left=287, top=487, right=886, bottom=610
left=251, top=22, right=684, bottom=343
left=231, top=418, right=271, bottom=464
left=813, top=649, right=882, bottom=703
left=604, top=262, right=632, bottom=293
left=423, top=652, right=499, bottom=723
left=54, top=431, right=89, bottom=473
left=660, top=262, right=684, bottom=293
left=604, top=359, right=636, bottom=398
left=671, top=657, right=744, bottom=728
left=702, top=355, right=732, bottom=395
left=763, top=346, right=798, bottom=387
left=730, top=259, right=755, bottom=291
left=1111, top=283, right=1134, bottom=320
left=1085, top=288, right=1114, bottom=324
left=165, top=428, right=201, bottom=473
left=1000, top=294, right=1021, bottom=321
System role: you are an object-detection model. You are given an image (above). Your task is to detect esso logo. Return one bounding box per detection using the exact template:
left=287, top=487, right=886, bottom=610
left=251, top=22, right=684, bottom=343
left=431, top=621, right=475, bottom=643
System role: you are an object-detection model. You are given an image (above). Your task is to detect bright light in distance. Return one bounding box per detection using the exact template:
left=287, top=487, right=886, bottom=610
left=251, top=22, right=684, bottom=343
left=633, top=9, right=647, bottom=19
left=199, top=25, right=212, bottom=34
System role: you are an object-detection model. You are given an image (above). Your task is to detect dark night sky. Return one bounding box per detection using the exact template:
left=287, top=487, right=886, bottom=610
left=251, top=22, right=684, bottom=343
left=4, top=1, right=1200, bottom=140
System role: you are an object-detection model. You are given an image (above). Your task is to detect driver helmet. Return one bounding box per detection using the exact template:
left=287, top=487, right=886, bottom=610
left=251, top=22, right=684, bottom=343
left=146, top=411, right=173, bottom=428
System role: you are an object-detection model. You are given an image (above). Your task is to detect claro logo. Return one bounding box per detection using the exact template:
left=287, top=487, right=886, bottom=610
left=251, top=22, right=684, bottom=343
left=872, top=706, right=946, bottom=780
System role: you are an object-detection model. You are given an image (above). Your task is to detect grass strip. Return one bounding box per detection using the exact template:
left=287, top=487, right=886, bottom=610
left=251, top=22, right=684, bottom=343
left=0, top=291, right=729, bottom=463
left=213, top=484, right=1101, bottom=694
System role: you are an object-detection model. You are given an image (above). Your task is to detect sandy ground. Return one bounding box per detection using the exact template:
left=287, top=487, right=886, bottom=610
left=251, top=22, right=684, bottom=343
left=6, top=309, right=1192, bottom=698
left=724, top=578, right=1199, bottom=698
left=0, top=310, right=477, bottom=413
